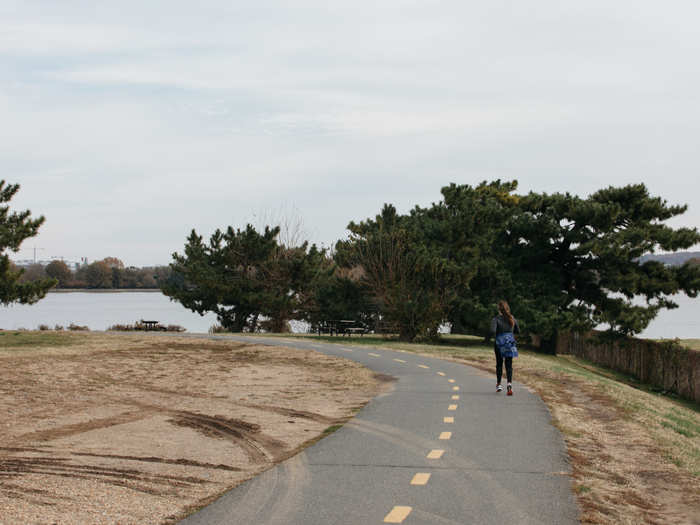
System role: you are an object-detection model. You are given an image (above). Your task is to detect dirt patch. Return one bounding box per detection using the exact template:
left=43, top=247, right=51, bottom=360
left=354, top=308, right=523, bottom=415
left=0, top=333, right=382, bottom=524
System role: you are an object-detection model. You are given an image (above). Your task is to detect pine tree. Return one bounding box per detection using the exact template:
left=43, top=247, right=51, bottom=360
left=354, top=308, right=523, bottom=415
left=162, top=224, right=324, bottom=332
left=508, top=183, right=700, bottom=345
left=336, top=204, right=463, bottom=341
left=162, top=225, right=279, bottom=331
left=0, top=181, right=56, bottom=305
left=425, top=180, right=519, bottom=337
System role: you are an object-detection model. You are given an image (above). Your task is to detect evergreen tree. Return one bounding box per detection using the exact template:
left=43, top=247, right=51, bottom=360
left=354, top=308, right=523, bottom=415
left=423, top=180, right=519, bottom=337
left=507, top=183, right=700, bottom=345
left=298, top=255, right=373, bottom=329
left=336, top=204, right=462, bottom=341
left=0, top=181, right=56, bottom=304
left=162, top=225, right=279, bottom=331
left=162, top=224, right=324, bottom=332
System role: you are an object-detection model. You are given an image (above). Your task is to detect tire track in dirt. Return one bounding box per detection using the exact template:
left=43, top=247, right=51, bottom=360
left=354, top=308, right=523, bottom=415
left=236, top=403, right=339, bottom=424
left=70, top=452, right=242, bottom=471
left=11, top=409, right=154, bottom=444
left=168, top=411, right=288, bottom=464
left=0, top=455, right=211, bottom=497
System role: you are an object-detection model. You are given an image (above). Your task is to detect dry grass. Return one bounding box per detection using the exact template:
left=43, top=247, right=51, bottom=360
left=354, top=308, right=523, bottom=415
left=679, top=339, right=700, bottom=351
left=0, top=332, right=383, bottom=524
left=278, top=333, right=700, bottom=525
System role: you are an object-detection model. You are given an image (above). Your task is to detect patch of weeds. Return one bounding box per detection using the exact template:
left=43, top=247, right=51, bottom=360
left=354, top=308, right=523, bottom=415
left=322, top=424, right=343, bottom=435
left=0, top=331, right=80, bottom=349
left=662, top=412, right=699, bottom=437
left=660, top=420, right=695, bottom=438
left=575, top=485, right=592, bottom=494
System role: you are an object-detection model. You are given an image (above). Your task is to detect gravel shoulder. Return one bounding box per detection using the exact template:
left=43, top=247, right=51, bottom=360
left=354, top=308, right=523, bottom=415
left=0, top=332, right=384, bottom=524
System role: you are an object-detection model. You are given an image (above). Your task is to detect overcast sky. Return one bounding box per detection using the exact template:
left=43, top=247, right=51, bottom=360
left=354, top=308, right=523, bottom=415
left=2, top=1, right=699, bottom=266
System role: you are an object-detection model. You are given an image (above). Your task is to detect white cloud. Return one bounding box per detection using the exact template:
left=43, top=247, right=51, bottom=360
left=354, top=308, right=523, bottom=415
left=1, top=1, right=699, bottom=265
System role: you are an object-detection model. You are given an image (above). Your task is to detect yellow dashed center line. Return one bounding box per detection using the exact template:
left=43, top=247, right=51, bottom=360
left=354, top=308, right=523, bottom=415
left=452, top=395, right=460, bottom=400
left=393, top=358, right=406, bottom=363
left=427, top=449, right=444, bottom=459
left=448, top=404, right=457, bottom=411
left=448, top=379, right=455, bottom=383
left=453, top=386, right=460, bottom=391
left=444, top=416, right=454, bottom=423
left=369, top=353, right=380, bottom=357
left=384, top=506, right=412, bottom=523
left=418, top=364, right=430, bottom=369
left=439, top=431, right=452, bottom=440
left=437, top=372, right=446, bottom=376
left=410, top=473, right=431, bottom=485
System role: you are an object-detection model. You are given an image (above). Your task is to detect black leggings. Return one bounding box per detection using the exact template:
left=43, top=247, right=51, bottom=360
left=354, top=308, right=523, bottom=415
left=494, top=344, right=513, bottom=384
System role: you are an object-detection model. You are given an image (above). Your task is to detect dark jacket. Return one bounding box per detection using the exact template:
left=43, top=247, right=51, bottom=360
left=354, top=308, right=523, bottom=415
left=491, top=314, right=520, bottom=335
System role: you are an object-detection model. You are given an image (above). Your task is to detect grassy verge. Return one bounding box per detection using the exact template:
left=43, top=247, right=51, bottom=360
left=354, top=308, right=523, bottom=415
left=0, top=331, right=83, bottom=350
left=255, top=332, right=700, bottom=524
left=679, top=339, right=700, bottom=351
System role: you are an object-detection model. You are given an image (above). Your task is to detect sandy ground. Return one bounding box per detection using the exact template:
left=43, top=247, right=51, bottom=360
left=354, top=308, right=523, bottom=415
left=0, top=334, right=386, bottom=524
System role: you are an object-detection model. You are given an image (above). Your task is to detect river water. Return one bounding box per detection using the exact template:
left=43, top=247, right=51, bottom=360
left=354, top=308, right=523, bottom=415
left=0, top=291, right=697, bottom=339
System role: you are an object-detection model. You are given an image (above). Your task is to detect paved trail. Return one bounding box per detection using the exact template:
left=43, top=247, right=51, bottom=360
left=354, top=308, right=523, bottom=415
left=180, top=336, right=579, bottom=525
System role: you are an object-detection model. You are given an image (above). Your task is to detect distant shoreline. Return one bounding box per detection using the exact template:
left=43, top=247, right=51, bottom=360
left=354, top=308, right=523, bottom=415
left=49, top=289, right=163, bottom=294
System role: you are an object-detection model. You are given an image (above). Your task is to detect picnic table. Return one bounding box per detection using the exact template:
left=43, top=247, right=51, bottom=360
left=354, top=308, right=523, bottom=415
left=140, top=320, right=162, bottom=331
left=316, top=320, right=367, bottom=337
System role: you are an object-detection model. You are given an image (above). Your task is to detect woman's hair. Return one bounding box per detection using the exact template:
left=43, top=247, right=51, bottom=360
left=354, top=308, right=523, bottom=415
left=497, top=300, right=515, bottom=328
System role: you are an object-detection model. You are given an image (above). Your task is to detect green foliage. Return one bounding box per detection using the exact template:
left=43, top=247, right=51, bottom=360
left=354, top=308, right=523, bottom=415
left=337, top=180, right=698, bottom=343
left=0, top=180, right=56, bottom=304
left=162, top=224, right=325, bottom=332
left=0, top=331, right=78, bottom=349
left=336, top=181, right=520, bottom=342
left=507, top=183, right=700, bottom=338
left=428, top=180, right=520, bottom=337
left=302, top=267, right=372, bottom=328
left=336, top=203, right=463, bottom=341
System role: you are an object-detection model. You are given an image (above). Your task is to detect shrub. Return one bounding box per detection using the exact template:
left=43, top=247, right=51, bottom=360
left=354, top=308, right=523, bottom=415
left=68, top=323, right=89, bottom=331
left=54, top=324, right=64, bottom=331
left=209, top=324, right=229, bottom=334
left=107, top=324, right=134, bottom=331
left=38, top=324, right=50, bottom=331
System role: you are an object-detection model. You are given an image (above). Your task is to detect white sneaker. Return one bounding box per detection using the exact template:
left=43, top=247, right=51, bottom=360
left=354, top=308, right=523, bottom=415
left=496, top=384, right=503, bottom=392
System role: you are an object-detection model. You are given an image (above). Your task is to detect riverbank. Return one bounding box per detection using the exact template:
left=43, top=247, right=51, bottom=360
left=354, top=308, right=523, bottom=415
left=0, top=332, right=383, bottom=524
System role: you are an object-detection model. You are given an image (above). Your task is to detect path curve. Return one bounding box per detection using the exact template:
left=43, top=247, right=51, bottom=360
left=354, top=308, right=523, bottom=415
left=179, top=336, right=579, bottom=525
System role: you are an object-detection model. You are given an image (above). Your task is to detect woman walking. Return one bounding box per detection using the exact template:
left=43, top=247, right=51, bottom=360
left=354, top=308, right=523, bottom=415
left=491, top=300, right=519, bottom=396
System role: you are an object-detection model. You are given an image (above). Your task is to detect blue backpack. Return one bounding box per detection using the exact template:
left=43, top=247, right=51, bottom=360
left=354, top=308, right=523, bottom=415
left=495, top=332, right=518, bottom=358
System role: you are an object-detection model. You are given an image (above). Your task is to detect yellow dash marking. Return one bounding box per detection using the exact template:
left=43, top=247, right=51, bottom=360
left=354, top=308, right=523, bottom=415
left=444, top=417, right=454, bottom=423
left=448, top=379, right=455, bottom=383
left=410, top=473, right=431, bottom=485
left=393, top=358, right=406, bottom=363
left=448, top=404, right=457, bottom=411
left=439, top=431, right=452, bottom=440
left=453, top=386, right=460, bottom=391
left=418, top=364, right=429, bottom=369
left=437, top=372, right=446, bottom=376
left=384, top=506, right=412, bottom=523
left=369, top=353, right=380, bottom=357
left=427, top=449, right=444, bottom=459
left=451, top=395, right=460, bottom=400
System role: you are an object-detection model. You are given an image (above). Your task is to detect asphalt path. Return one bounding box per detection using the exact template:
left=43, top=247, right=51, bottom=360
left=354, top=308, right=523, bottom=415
left=180, top=336, right=579, bottom=525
